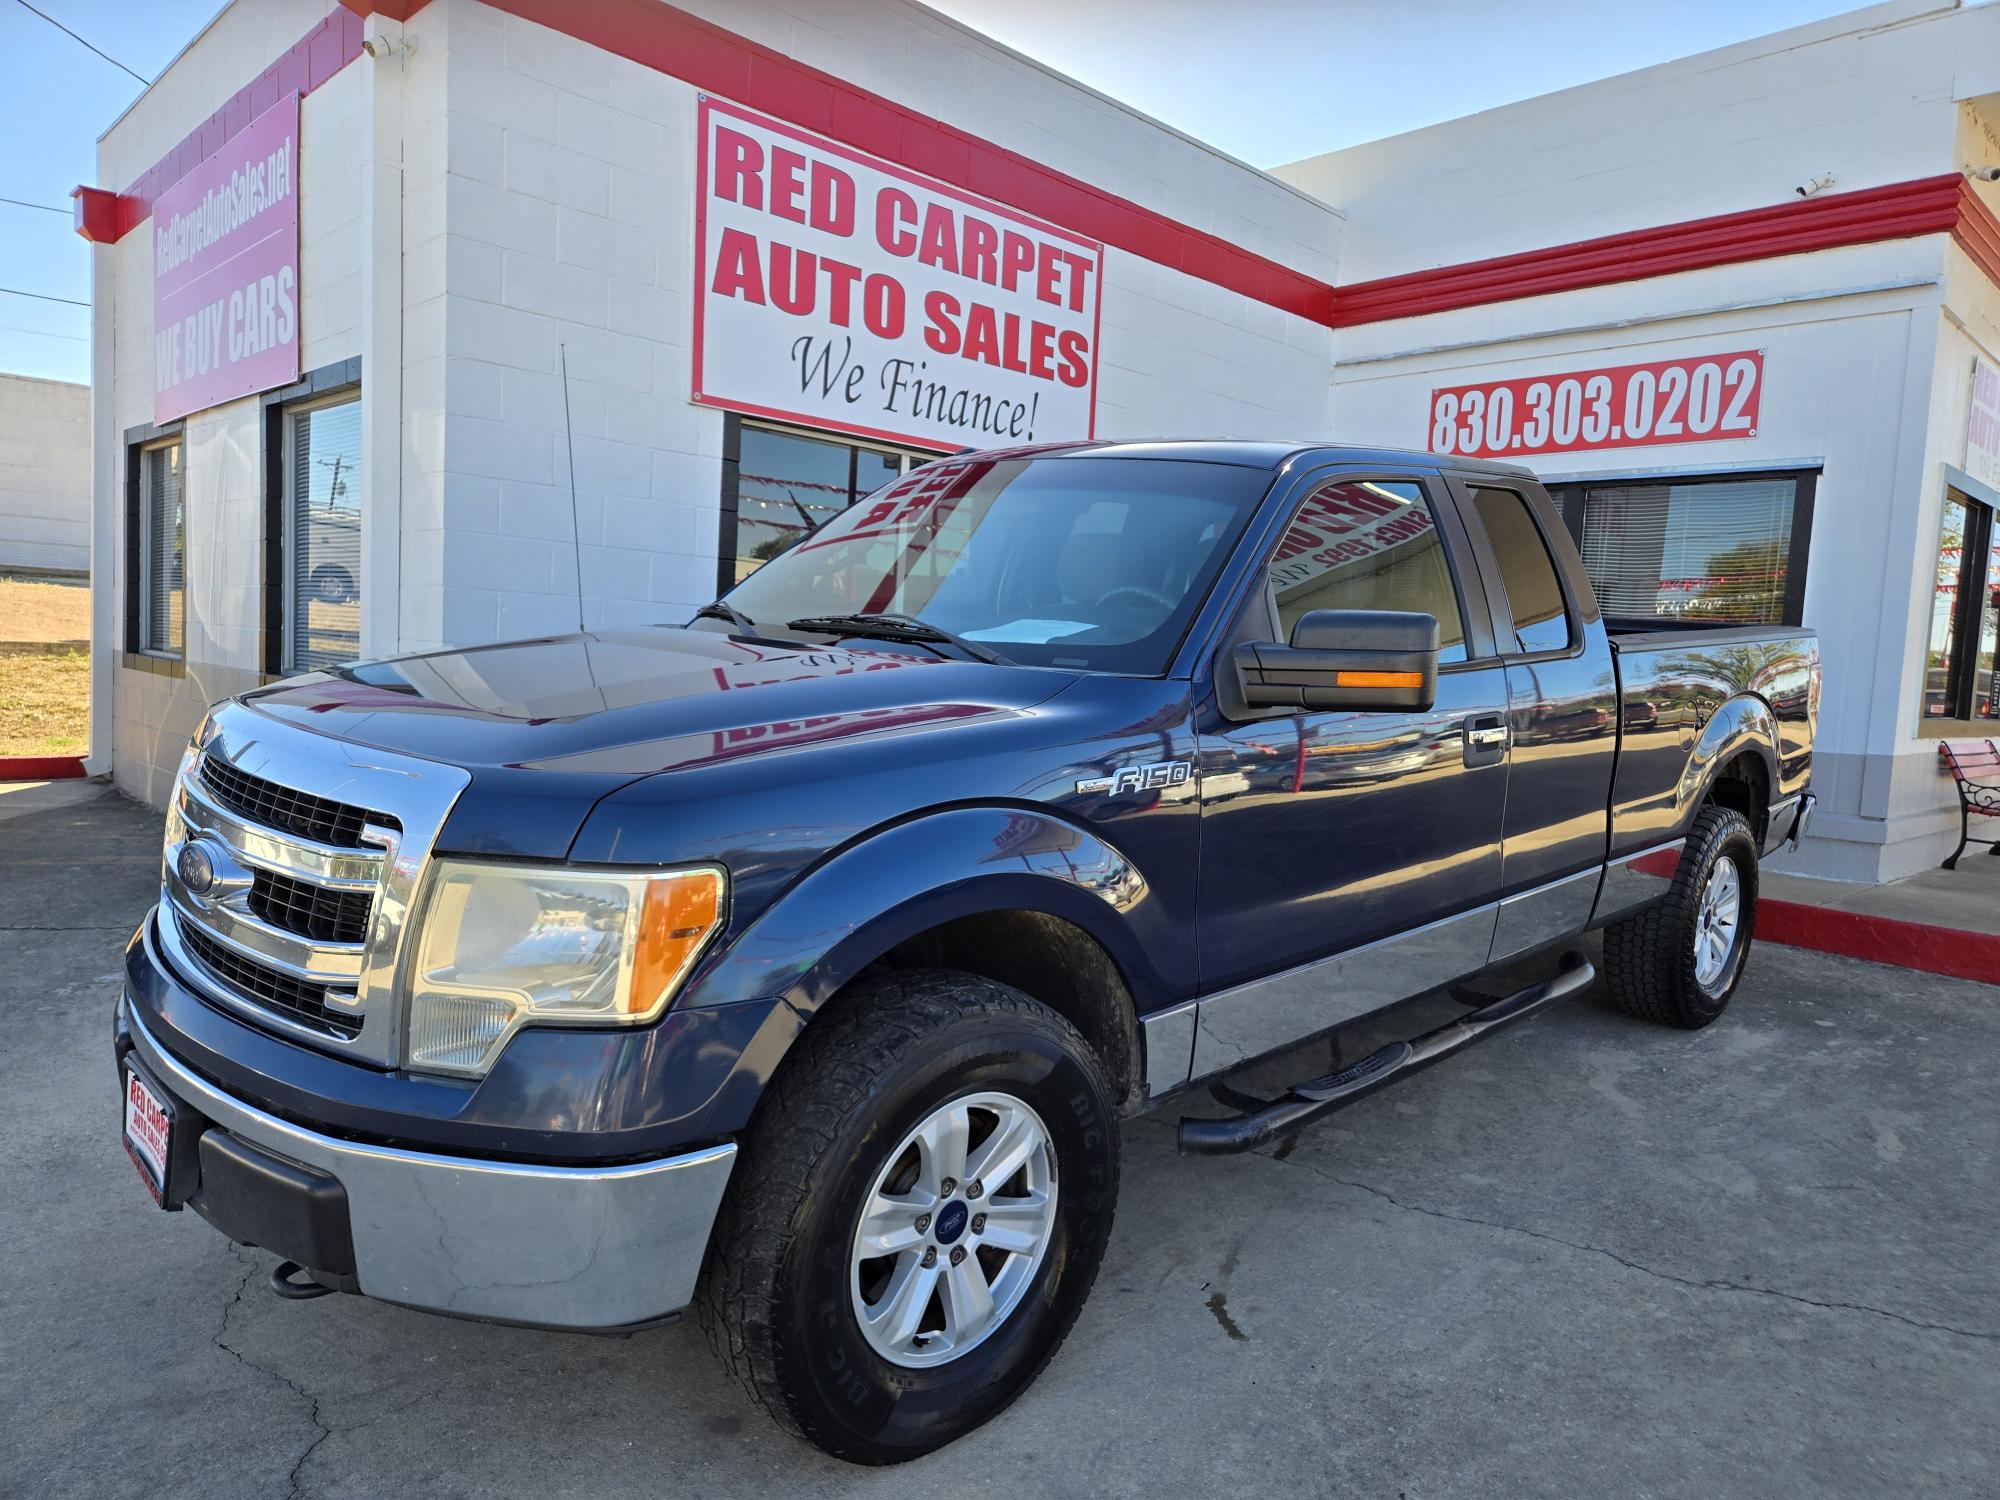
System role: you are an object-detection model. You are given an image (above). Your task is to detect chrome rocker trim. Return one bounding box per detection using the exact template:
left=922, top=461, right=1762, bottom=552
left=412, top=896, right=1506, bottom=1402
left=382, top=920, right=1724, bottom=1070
left=125, top=1003, right=737, bottom=1331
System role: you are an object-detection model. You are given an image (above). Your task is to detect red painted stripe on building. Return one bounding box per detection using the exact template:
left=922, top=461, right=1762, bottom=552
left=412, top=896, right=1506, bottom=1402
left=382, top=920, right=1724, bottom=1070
left=477, top=0, right=1337, bottom=325
left=1953, top=180, right=2000, bottom=289
left=1334, top=175, right=1970, bottom=327
left=0, top=756, right=86, bottom=783
left=1757, top=899, right=2000, bottom=987
left=109, top=7, right=366, bottom=232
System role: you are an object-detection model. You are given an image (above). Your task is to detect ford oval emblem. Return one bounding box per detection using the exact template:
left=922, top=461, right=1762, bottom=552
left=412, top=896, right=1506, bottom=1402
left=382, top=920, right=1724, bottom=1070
left=176, top=840, right=219, bottom=895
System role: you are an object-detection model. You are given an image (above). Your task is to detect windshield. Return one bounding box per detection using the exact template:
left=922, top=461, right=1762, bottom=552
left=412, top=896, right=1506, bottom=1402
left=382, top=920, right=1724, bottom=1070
left=724, top=456, right=1273, bottom=673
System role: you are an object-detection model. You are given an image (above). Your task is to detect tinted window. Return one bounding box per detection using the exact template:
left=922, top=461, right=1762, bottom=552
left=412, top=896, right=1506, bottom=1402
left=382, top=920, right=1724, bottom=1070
left=1471, top=486, right=1570, bottom=653
left=725, top=456, right=1272, bottom=674
left=732, top=425, right=930, bottom=585
left=1267, top=479, right=1467, bottom=663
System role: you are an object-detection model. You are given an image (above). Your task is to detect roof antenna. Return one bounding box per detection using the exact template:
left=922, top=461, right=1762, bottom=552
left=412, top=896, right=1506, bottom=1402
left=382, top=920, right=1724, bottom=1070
left=558, top=342, right=586, bottom=634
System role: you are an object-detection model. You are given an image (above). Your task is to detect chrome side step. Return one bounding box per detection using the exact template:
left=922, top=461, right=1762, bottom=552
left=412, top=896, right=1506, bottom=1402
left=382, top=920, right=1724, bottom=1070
left=1176, top=955, right=1597, bottom=1156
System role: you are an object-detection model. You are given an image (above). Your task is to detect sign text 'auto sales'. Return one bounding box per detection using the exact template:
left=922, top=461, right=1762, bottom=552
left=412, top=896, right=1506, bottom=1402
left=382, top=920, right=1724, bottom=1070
left=693, top=98, right=1102, bottom=451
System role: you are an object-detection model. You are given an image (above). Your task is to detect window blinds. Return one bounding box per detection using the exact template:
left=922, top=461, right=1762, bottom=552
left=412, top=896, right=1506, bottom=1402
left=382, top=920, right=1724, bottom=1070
left=1580, top=478, right=1796, bottom=624
left=289, top=398, right=363, bottom=672
left=143, top=442, right=185, bottom=655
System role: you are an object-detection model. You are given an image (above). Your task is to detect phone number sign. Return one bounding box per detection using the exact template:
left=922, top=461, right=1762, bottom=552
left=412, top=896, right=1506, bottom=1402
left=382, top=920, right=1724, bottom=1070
left=1429, top=351, right=1764, bottom=460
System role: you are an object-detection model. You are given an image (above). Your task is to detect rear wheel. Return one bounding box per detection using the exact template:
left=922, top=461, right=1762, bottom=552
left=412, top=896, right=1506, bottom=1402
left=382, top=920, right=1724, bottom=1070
left=698, top=969, right=1119, bottom=1464
left=1602, top=804, right=1759, bottom=1029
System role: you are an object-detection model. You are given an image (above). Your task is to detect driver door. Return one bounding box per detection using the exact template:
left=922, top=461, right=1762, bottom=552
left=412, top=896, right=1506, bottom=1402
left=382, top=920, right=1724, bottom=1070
left=1191, top=469, right=1512, bottom=1077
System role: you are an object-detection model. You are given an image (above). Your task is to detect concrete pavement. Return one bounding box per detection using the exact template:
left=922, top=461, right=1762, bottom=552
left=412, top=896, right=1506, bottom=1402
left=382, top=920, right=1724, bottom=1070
left=3, top=781, right=1995, bottom=1498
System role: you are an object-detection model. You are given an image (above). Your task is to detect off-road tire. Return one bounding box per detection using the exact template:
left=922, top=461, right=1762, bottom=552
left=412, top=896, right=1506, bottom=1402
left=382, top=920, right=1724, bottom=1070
left=1602, top=804, right=1759, bottom=1029
left=697, top=969, right=1120, bottom=1464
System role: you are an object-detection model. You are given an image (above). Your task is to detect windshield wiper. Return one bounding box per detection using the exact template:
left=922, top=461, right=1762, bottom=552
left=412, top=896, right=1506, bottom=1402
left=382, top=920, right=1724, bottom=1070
left=691, top=600, right=757, bottom=635
left=786, top=612, right=1011, bottom=666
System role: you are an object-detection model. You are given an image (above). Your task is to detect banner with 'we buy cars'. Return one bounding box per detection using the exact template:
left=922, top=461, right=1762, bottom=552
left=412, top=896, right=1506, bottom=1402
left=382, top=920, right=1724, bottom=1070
left=693, top=98, right=1104, bottom=452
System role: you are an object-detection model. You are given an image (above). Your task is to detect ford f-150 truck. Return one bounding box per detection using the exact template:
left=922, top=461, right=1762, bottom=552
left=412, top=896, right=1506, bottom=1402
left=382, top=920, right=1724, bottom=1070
left=115, top=440, right=1816, bottom=1463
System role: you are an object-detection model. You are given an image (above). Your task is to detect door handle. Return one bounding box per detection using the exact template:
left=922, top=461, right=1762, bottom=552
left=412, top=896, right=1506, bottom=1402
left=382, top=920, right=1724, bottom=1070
left=1462, top=714, right=1508, bottom=768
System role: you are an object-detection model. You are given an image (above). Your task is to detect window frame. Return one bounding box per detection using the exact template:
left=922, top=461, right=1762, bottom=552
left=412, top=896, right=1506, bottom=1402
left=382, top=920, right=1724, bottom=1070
left=715, top=413, right=943, bottom=596
left=1545, top=466, right=1818, bottom=631
left=262, top=359, right=362, bottom=677
left=123, top=421, right=187, bottom=671
left=1917, top=469, right=2000, bottom=736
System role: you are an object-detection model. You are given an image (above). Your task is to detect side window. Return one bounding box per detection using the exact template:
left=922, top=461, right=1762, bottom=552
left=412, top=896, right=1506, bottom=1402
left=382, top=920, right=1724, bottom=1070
left=285, top=394, right=363, bottom=673
left=1268, top=478, right=1468, bottom=664
left=138, top=438, right=186, bottom=657
left=1470, top=486, right=1571, bottom=654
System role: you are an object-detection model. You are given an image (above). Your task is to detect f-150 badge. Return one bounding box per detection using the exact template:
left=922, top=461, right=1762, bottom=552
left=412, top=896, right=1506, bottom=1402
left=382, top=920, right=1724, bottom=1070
left=1076, top=759, right=1193, bottom=796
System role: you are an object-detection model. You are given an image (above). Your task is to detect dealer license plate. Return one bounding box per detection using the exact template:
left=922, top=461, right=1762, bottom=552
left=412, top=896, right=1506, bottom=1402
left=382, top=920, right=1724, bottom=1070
left=123, top=1066, right=174, bottom=1204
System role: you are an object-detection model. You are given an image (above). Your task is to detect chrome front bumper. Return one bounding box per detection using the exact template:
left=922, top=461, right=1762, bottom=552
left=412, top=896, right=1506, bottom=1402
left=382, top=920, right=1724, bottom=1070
left=124, top=1002, right=736, bottom=1331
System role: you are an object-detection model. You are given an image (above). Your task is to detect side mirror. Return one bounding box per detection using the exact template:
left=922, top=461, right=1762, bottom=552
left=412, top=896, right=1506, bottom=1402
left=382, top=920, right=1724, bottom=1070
left=1233, top=609, right=1439, bottom=712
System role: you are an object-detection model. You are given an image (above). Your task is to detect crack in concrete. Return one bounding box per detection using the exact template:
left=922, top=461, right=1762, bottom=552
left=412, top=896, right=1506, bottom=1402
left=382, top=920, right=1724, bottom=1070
left=1277, top=1145, right=1998, bottom=1344
left=1143, top=1117, right=1997, bottom=1343
left=211, top=1250, right=333, bottom=1498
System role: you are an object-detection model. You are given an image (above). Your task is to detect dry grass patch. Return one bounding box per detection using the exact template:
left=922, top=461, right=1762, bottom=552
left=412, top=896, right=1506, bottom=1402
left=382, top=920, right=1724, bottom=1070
left=0, top=648, right=89, bottom=757
left=0, top=577, right=90, bottom=643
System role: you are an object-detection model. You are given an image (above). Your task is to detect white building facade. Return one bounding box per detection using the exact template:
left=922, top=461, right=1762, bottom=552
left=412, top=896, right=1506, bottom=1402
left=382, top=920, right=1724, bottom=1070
left=76, top=0, right=2000, bottom=883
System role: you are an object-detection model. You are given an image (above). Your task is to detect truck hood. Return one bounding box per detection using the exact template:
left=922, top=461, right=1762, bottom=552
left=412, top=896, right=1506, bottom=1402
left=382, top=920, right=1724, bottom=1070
left=241, top=627, right=1076, bottom=859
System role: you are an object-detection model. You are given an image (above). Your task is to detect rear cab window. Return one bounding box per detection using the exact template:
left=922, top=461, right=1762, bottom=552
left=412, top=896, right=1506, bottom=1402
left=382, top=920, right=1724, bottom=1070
left=1467, top=485, right=1572, bottom=654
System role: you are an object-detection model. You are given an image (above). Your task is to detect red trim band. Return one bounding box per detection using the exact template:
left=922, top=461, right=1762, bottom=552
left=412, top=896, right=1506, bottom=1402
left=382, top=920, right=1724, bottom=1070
left=1334, top=175, right=1970, bottom=327
left=479, top=0, right=1335, bottom=325
left=1953, top=180, right=2000, bottom=288
left=0, top=756, right=86, bottom=782
left=1758, top=898, right=2000, bottom=987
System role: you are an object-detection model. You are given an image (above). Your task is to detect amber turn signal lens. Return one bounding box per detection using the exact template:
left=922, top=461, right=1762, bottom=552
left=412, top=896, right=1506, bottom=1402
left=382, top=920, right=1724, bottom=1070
left=630, top=869, right=724, bottom=1015
left=1333, top=670, right=1424, bottom=689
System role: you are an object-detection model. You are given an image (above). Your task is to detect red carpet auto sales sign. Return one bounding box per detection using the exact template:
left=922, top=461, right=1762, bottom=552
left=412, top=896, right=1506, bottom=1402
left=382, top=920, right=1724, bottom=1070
left=693, top=98, right=1103, bottom=451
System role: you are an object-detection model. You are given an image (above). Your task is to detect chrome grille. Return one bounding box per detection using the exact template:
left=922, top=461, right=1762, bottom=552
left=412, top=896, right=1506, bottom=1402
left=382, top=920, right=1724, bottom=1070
left=160, top=702, right=471, bottom=1067
left=201, top=751, right=398, bottom=848
left=249, top=868, right=372, bottom=944
left=180, top=924, right=361, bottom=1039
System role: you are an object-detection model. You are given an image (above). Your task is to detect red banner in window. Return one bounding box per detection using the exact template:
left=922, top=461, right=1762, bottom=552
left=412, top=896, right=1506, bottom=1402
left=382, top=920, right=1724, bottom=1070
left=1429, top=351, right=1765, bottom=461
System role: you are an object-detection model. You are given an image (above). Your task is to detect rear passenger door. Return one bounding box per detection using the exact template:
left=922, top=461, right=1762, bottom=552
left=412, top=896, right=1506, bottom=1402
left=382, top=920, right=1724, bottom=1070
left=1450, top=478, right=1618, bottom=961
left=1191, top=468, right=1512, bottom=1075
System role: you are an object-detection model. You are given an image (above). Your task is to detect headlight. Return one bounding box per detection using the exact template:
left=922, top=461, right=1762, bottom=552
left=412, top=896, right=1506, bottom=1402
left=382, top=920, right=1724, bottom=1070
left=404, top=861, right=724, bottom=1076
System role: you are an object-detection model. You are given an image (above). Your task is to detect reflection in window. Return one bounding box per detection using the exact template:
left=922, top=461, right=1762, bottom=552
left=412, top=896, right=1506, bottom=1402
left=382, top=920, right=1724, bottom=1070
left=732, top=424, right=932, bottom=585
left=1471, top=486, right=1570, bottom=653
left=287, top=396, right=363, bottom=673
left=1580, top=477, right=1797, bottom=624
left=140, top=439, right=185, bottom=656
left=1977, top=521, right=2000, bottom=720
left=1267, top=480, right=1468, bottom=662
left=1925, top=495, right=1969, bottom=720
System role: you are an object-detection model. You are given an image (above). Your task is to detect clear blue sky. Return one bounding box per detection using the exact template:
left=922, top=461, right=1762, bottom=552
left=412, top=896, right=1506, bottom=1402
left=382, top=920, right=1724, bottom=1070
left=1, top=0, right=1866, bottom=386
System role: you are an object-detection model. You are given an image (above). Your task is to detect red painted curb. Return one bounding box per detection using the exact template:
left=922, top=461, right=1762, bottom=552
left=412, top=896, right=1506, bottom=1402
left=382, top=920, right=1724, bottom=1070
left=1758, top=898, right=2000, bottom=986
left=0, top=756, right=86, bottom=782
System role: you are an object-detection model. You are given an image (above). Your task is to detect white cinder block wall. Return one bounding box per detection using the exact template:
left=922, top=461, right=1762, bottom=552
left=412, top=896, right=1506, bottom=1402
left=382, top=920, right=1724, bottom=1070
left=419, top=0, right=1341, bottom=649
left=0, top=375, right=91, bottom=578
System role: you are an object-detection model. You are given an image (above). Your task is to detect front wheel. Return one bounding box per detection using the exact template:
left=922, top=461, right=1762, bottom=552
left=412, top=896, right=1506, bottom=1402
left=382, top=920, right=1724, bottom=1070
left=1602, top=804, right=1759, bottom=1028
left=698, top=970, right=1119, bottom=1464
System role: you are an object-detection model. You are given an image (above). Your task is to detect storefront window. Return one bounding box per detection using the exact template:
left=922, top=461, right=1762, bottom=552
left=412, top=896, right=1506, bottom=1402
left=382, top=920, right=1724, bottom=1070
left=1922, top=488, right=1999, bottom=724
left=138, top=439, right=185, bottom=657
left=727, top=422, right=935, bottom=587
left=1570, top=475, right=1806, bottom=626
left=285, top=394, right=363, bottom=673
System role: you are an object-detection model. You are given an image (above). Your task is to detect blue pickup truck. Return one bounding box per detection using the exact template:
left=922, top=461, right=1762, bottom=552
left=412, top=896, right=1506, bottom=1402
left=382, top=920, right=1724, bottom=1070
left=115, top=440, right=1816, bottom=1462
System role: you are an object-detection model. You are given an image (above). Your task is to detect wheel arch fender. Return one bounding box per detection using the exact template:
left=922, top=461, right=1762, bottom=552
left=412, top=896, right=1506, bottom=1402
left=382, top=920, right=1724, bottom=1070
left=1678, top=692, right=1779, bottom=841
left=679, top=805, right=1171, bottom=1025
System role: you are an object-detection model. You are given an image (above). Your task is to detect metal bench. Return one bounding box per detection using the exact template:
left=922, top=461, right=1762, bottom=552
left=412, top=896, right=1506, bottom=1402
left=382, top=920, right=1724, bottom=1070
left=1938, top=738, right=2000, bottom=870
